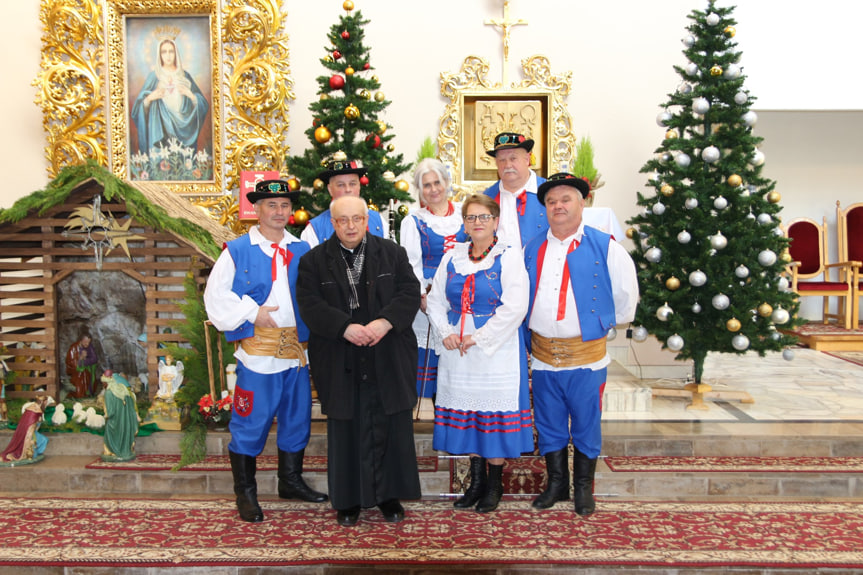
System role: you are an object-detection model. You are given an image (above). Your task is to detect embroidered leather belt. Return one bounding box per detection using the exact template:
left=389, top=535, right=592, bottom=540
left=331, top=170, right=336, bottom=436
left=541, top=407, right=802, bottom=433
left=531, top=332, right=606, bottom=367
left=239, top=327, right=307, bottom=365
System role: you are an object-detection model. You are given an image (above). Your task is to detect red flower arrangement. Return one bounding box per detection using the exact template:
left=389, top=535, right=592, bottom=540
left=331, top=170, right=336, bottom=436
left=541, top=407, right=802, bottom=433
left=197, top=392, right=233, bottom=425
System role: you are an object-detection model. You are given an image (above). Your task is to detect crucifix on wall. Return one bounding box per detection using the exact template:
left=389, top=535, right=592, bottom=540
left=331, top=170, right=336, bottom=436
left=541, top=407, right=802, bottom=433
left=484, top=0, right=528, bottom=86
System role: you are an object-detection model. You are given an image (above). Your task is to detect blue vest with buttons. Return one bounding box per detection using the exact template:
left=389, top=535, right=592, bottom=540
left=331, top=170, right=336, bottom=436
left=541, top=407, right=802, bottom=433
left=483, top=177, right=548, bottom=246
left=444, top=252, right=504, bottom=329
left=524, top=226, right=615, bottom=343
left=223, top=235, right=309, bottom=343
left=308, top=208, right=386, bottom=244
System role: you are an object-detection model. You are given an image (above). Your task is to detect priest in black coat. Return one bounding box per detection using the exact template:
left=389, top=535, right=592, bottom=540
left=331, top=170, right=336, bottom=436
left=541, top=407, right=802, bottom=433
left=297, top=195, right=422, bottom=526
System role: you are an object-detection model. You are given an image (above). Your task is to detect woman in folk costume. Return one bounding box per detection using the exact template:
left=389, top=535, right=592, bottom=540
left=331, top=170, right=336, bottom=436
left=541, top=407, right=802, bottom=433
left=426, top=193, right=532, bottom=513
left=399, top=158, right=467, bottom=399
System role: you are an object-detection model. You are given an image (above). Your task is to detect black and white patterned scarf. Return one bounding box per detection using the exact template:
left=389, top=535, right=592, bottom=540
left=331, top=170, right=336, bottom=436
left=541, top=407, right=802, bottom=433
left=340, top=236, right=367, bottom=310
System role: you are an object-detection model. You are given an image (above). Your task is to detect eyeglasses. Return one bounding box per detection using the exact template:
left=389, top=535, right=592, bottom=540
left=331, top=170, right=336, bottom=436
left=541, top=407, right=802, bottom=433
left=464, top=214, right=494, bottom=223
left=333, top=215, right=367, bottom=227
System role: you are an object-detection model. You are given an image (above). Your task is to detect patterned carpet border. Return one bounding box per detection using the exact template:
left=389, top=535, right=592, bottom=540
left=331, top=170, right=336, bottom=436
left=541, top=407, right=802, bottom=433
left=1, top=497, right=862, bottom=568
left=85, top=454, right=438, bottom=473
left=824, top=350, right=863, bottom=368
left=605, top=455, right=863, bottom=473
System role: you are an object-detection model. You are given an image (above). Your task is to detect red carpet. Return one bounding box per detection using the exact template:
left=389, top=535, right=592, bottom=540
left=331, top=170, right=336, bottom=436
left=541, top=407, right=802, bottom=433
left=1, top=497, right=862, bottom=568
left=450, top=456, right=547, bottom=495
left=85, top=454, right=439, bottom=472
left=605, top=455, right=863, bottom=473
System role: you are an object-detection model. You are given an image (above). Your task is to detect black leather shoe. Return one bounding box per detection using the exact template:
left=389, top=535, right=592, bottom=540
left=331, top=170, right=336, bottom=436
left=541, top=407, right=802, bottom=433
left=336, top=506, right=361, bottom=526
left=377, top=499, right=405, bottom=523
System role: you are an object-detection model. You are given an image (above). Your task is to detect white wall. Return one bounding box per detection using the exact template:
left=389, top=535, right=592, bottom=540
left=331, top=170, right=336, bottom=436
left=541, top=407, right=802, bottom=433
left=2, top=1, right=861, bottom=320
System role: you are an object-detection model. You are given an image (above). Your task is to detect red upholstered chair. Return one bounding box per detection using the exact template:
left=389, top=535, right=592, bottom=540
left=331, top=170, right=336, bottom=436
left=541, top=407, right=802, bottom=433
left=836, top=201, right=863, bottom=329
left=784, top=217, right=858, bottom=330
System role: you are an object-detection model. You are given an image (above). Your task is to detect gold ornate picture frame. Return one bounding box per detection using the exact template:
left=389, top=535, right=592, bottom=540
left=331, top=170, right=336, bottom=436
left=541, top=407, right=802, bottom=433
left=438, top=55, right=575, bottom=196
left=106, top=0, right=222, bottom=195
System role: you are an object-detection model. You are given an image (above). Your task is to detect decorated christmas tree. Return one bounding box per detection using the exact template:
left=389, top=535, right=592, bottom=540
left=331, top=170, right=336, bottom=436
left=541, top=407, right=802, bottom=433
left=285, top=1, right=412, bottom=235
left=626, top=1, right=800, bottom=384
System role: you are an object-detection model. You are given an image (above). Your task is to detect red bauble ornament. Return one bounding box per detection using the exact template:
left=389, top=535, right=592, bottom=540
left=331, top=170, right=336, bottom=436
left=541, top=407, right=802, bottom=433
left=365, top=133, right=381, bottom=148
left=341, top=30, right=350, bottom=40
left=363, top=62, right=370, bottom=70
left=328, top=74, right=345, bottom=90
left=332, top=49, right=341, bottom=60
left=359, top=175, right=369, bottom=186
left=288, top=215, right=295, bottom=225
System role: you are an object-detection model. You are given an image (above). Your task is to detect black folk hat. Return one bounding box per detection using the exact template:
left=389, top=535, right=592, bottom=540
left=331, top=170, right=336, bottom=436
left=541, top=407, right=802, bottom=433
left=536, top=172, right=591, bottom=205
left=317, top=158, right=367, bottom=184
left=486, top=132, right=534, bottom=157
left=246, top=179, right=300, bottom=204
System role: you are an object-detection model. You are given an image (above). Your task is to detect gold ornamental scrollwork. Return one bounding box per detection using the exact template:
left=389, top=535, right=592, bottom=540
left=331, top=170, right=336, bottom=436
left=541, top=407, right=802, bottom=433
left=437, top=55, right=576, bottom=198
left=222, top=0, right=294, bottom=194
left=34, top=0, right=106, bottom=177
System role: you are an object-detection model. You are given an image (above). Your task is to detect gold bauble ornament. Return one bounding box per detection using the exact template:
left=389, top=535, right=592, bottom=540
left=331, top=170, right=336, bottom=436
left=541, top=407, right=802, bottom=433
left=724, top=25, right=736, bottom=37
left=374, top=91, right=385, bottom=102
left=626, top=227, right=636, bottom=239
left=727, top=174, right=743, bottom=187
left=344, top=103, right=360, bottom=120
left=345, top=66, right=355, bottom=76
left=767, top=191, right=781, bottom=204
left=381, top=157, right=388, bottom=165
left=665, top=276, right=681, bottom=291
left=665, top=129, right=678, bottom=139
left=398, top=204, right=409, bottom=216
left=343, top=0, right=354, bottom=11
left=319, top=93, right=329, bottom=101
left=324, top=55, right=334, bottom=63
left=757, top=303, right=773, bottom=317
left=386, top=144, right=395, bottom=153
left=287, top=177, right=301, bottom=192
left=359, top=89, right=371, bottom=100
left=726, top=318, right=742, bottom=332
left=371, top=75, right=380, bottom=83
left=367, top=202, right=379, bottom=212
left=376, top=120, right=388, bottom=134
left=314, top=126, right=331, bottom=143
left=293, top=208, right=310, bottom=226
left=660, top=184, right=674, bottom=196
left=333, top=150, right=347, bottom=162
left=780, top=249, right=793, bottom=263
left=313, top=178, right=325, bottom=191
left=394, top=179, right=410, bottom=193
left=710, top=65, right=723, bottom=76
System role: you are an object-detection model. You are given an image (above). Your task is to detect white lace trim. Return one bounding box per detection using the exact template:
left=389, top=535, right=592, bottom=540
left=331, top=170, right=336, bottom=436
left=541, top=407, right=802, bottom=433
left=448, top=241, right=511, bottom=275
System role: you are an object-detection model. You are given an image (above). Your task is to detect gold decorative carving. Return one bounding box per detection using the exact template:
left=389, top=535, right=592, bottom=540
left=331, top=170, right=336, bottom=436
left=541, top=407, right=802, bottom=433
left=34, top=0, right=106, bottom=177
left=438, top=55, right=575, bottom=198
left=189, top=194, right=247, bottom=235
left=222, top=0, right=294, bottom=194
left=105, top=0, right=223, bottom=196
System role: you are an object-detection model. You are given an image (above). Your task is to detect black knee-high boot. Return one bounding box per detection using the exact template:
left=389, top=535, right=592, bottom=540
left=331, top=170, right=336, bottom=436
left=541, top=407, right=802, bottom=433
left=453, top=456, right=487, bottom=509
left=573, top=449, right=597, bottom=516
left=229, top=450, right=263, bottom=522
left=277, top=449, right=328, bottom=503
left=532, top=448, right=570, bottom=509
left=475, top=462, right=503, bottom=513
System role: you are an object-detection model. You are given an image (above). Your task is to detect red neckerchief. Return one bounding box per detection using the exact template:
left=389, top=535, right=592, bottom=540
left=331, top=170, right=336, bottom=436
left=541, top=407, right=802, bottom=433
left=535, top=238, right=579, bottom=321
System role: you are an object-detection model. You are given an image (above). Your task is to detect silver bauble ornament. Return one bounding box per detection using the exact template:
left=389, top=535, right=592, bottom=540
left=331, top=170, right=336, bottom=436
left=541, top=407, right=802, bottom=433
left=777, top=276, right=790, bottom=292
left=685, top=63, right=699, bottom=77
left=743, top=110, right=758, bottom=127
left=751, top=149, right=766, bottom=166
left=685, top=197, right=699, bottom=210
left=782, top=348, right=795, bottom=361
left=771, top=308, right=790, bottom=325
left=382, top=170, right=396, bottom=182
left=645, top=247, right=662, bottom=263
left=692, top=97, right=710, bottom=114
left=678, top=82, right=693, bottom=95
left=675, top=153, right=691, bottom=168
left=701, top=146, right=721, bottom=163
left=659, top=152, right=672, bottom=164
left=652, top=202, right=666, bottom=215
left=713, top=196, right=728, bottom=210
left=683, top=34, right=696, bottom=47
left=656, top=111, right=672, bottom=127
left=758, top=249, right=777, bottom=266
left=732, top=334, right=750, bottom=351
left=632, top=326, right=649, bottom=342
left=734, top=91, right=748, bottom=105
left=667, top=334, right=684, bottom=351
left=692, top=302, right=702, bottom=313
left=723, top=64, right=741, bottom=79
left=712, top=293, right=730, bottom=310
left=706, top=13, right=720, bottom=26
left=770, top=331, right=782, bottom=341
left=757, top=213, right=773, bottom=225
left=677, top=230, right=692, bottom=244
left=689, top=270, right=707, bottom=286
left=656, top=303, right=673, bottom=321
left=710, top=232, right=728, bottom=250
left=735, top=265, right=750, bottom=278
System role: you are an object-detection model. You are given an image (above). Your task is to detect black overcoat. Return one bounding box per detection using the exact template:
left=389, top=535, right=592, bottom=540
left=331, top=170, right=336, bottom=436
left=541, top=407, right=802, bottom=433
left=297, top=234, right=421, bottom=420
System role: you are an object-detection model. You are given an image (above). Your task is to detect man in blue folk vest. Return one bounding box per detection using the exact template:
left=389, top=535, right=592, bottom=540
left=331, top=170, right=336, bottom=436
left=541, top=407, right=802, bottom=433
left=204, top=179, right=328, bottom=523
left=523, top=173, right=639, bottom=516
left=483, top=132, right=548, bottom=249
left=300, top=156, right=388, bottom=248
